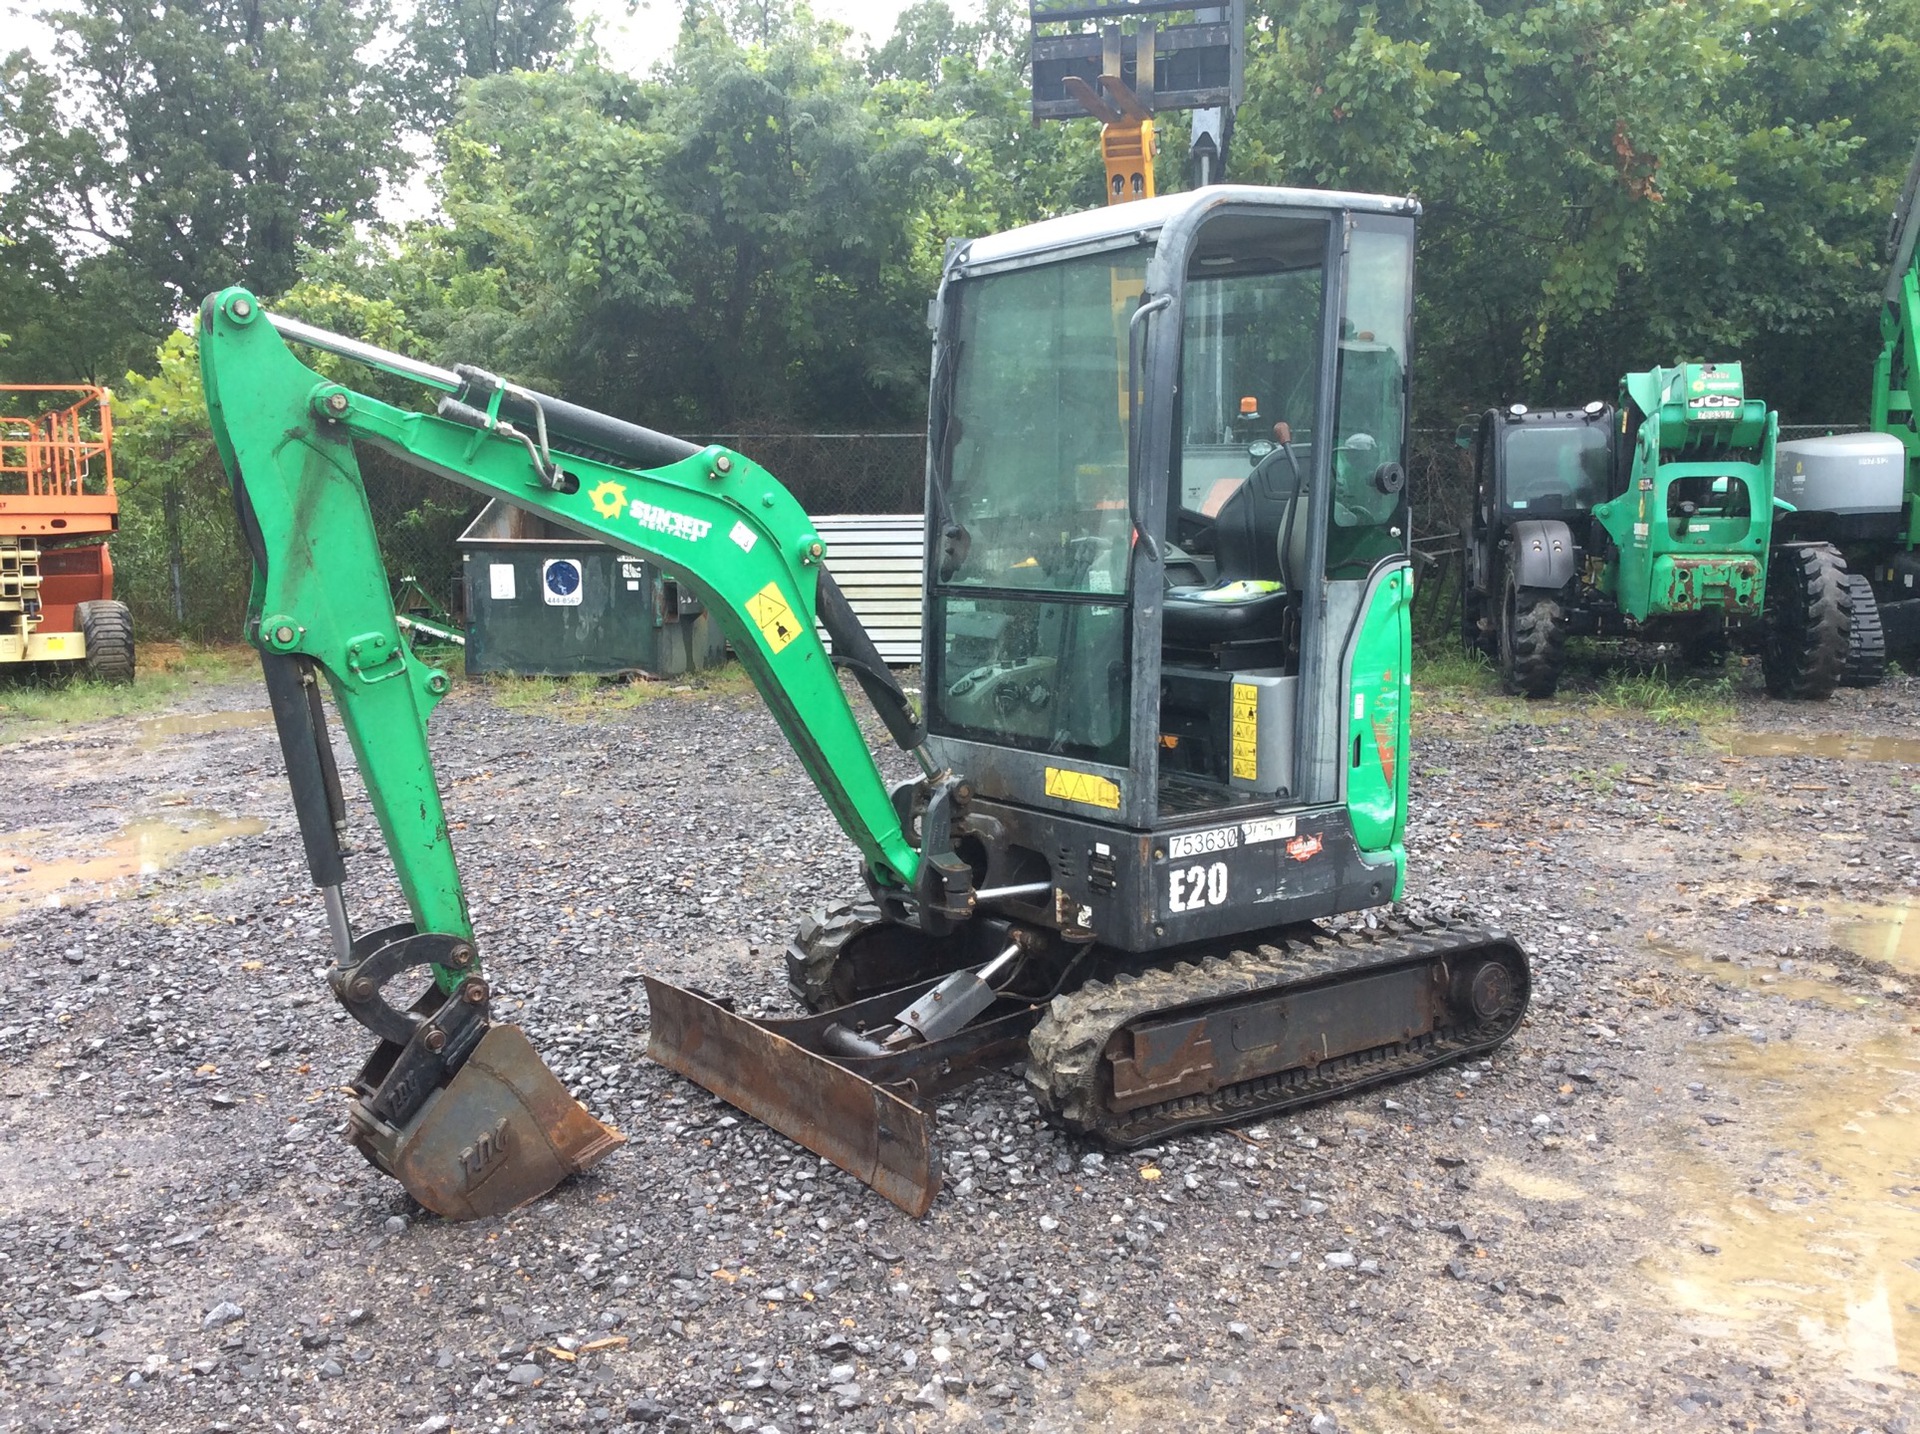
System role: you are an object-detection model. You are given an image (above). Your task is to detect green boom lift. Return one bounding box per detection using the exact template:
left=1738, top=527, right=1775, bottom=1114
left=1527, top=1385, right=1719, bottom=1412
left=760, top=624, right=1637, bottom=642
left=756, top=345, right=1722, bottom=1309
left=199, top=186, right=1530, bottom=1220
left=1770, top=133, right=1920, bottom=677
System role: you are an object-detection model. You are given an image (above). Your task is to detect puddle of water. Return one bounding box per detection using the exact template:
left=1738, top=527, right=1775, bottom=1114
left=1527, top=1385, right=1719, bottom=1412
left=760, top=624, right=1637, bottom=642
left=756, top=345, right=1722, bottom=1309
left=135, top=709, right=272, bottom=749
left=0, top=811, right=267, bottom=918
left=1653, top=1032, right=1920, bottom=1378
left=1725, top=731, right=1920, bottom=763
left=1649, top=939, right=1861, bottom=1006
left=1833, top=897, right=1919, bottom=977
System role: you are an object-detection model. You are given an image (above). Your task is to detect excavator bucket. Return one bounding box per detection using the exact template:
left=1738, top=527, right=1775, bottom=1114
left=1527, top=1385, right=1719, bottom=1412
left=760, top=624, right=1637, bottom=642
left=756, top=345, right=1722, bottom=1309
left=644, top=977, right=942, bottom=1216
left=349, top=1024, right=624, bottom=1220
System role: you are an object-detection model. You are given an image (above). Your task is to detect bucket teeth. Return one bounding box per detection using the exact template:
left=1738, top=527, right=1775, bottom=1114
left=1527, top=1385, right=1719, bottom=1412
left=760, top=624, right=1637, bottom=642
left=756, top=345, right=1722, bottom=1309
left=349, top=1024, right=623, bottom=1219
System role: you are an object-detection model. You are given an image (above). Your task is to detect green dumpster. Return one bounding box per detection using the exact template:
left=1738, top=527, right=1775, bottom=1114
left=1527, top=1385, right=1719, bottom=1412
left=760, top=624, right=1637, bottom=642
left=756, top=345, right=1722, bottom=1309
left=458, top=500, right=728, bottom=677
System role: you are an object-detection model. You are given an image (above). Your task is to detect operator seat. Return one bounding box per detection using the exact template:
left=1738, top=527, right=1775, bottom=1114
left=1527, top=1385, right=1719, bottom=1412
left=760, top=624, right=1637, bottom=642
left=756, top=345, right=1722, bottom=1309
left=1163, top=447, right=1310, bottom=662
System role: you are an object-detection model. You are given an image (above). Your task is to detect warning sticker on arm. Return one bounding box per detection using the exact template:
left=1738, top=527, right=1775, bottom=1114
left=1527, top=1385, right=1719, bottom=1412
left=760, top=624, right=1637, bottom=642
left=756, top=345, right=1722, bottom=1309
left=746, top=581, right=801, bottom=652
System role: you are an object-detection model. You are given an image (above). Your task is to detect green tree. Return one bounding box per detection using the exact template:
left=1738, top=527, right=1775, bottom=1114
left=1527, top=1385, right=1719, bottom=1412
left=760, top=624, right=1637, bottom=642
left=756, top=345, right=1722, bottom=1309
left=0, top=0, right=406, bottom=381
left=396, top=0, right=575, bottom=127
left=1234, top=0, right=1920, bottom=422
left=320, top=13, right=976, bottom=430
left=867, top=0, right=1101, bottom=240
left=108, top=329, right=253, bottom=638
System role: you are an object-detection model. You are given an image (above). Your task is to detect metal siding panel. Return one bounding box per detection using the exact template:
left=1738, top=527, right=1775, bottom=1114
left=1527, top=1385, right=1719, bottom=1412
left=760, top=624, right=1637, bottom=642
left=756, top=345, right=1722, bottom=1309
left=815, top=513, right=926, bottom=666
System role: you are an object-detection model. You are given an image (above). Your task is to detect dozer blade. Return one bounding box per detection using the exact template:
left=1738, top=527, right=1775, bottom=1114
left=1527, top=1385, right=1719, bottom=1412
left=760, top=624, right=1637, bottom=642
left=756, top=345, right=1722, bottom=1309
left=349, top=1024, right=624, bottom=1219
left=644, top=976, right=942, bottom=1217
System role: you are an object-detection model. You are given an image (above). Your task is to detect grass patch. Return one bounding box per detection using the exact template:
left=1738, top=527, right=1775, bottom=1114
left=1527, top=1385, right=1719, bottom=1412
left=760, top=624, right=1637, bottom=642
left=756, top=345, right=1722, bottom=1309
left=0, top=643, right=259, bottom=741
left=1412, top=638, right=1738, bottom=728
left=1411, top=643, right=1541, bottom=724
left=1568, top=761, right=1628, bottom=796
left=1413, top=642, right=1499, bottom=693
left=487, top=660, right=759, bottom=718
left=1592, top=667, right=1737, bottom=725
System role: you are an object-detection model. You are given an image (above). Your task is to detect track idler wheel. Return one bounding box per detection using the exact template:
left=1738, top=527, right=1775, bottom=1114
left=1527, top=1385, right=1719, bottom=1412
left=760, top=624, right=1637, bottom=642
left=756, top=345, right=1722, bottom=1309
left=1452, top=957, right=1515, bottom=1023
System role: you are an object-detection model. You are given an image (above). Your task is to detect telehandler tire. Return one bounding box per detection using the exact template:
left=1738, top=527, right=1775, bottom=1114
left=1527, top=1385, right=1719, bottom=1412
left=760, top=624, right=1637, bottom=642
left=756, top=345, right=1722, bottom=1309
left=1762, top=543, right=1849, bottom=700
left=1498, top=566, right=1566, bottom=699
left=76, top=600, right=135, bottom=685
left=1842, top=573, right=1886, bottom=688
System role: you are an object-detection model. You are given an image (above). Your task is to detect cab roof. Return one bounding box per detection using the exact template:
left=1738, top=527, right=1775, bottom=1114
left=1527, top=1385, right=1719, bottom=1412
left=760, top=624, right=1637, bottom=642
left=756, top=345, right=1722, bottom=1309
left=953, top=184, right=1420, bottom=272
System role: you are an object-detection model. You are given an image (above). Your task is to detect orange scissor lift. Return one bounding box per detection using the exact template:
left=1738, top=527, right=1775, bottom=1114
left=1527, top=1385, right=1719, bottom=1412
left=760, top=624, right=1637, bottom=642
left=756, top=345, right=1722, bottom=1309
left=0, top=387, right=134, bottom=682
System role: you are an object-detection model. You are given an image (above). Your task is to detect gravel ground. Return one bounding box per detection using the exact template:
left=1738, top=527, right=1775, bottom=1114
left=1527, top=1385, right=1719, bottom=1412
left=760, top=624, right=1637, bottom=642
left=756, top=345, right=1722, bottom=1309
left=0, top=661, right=1914, bottom=1434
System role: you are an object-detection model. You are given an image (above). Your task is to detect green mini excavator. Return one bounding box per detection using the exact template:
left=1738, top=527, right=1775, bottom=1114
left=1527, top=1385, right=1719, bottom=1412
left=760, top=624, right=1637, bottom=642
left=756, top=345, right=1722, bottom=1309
left=199, top=186, right=1529, bottom=1219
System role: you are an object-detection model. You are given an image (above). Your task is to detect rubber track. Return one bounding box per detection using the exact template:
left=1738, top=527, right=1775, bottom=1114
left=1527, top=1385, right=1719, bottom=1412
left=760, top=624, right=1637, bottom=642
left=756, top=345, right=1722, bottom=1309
left=785, top=900, right=880, bottom=1011
left=1502, top=580, right=1566, bottom=699
left=1763, top=543, right=1850, bottom=700
left=1026, top=919, right=1528, bottom=1146
left=1843, top=573, right=1887, bottom=688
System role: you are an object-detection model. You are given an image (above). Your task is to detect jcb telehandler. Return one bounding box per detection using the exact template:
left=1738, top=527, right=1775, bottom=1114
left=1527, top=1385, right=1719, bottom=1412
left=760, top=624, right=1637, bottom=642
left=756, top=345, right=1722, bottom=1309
left=198, top=186, right=1528, bottom=1219
left=1460, top=364, right=1852, bottom=699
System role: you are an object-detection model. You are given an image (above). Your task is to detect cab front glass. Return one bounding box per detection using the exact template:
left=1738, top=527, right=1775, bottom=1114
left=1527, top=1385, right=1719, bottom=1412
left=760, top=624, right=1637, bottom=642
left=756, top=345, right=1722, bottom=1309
left=928, top=250, right=1145, bottom=765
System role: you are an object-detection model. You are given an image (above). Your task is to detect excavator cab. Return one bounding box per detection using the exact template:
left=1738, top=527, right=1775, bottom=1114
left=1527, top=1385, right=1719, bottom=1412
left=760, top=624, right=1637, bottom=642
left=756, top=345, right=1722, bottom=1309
left=924, top=186, right=1421, bottom=941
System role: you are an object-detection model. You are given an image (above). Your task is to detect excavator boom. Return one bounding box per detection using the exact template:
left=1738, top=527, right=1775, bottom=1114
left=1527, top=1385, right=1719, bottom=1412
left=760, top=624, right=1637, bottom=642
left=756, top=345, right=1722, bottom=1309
left=197, top=288, right=951, bottom=1216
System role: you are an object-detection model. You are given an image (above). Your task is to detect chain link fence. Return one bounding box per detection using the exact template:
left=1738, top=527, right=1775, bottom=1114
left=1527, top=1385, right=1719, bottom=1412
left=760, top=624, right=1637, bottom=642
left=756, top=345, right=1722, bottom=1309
left=117, top=433, right=930, bottom=642
left=372, top=433, right=928, bottom=629
left=694, top=434, right=926, bottom=516
left=119, top=423, right=1862, bottom=647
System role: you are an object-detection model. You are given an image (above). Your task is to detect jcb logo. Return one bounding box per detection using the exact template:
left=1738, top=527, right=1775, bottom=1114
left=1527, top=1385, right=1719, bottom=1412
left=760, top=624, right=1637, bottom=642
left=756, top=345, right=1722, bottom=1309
left=460, top=1117, right=511, bottom=1185
left=1686, top=394, right=1740, bottom=410
left=387, top=1068, right=422, bottom=1113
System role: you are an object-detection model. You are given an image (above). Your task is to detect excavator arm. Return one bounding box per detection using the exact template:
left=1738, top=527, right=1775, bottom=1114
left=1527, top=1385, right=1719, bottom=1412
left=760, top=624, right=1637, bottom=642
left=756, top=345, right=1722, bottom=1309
left=196, top=287, right=966, bottom=1216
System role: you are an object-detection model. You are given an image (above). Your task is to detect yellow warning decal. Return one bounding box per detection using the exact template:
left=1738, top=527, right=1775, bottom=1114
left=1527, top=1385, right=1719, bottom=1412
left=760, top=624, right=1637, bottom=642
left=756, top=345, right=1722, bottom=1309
left=1044, top=766, right=1120, bottom=810
left=746, top=581, right=801, bottom=653
left=1230, top=682, right=1259, bottom=782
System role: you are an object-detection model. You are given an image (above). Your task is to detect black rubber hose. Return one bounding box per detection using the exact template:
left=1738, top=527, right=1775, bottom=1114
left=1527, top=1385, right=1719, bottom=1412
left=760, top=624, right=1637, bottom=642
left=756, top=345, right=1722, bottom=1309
left=821, top=1023, right=896, bottom=1059
left=816, top=567, right=926, bottom=751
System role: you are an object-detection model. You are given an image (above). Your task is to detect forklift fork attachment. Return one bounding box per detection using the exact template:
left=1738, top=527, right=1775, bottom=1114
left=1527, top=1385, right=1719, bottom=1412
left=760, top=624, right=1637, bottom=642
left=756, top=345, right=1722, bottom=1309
left=644, top=977, right=941, bottom=1216
left=349, top=1024, right=624, bottom=1219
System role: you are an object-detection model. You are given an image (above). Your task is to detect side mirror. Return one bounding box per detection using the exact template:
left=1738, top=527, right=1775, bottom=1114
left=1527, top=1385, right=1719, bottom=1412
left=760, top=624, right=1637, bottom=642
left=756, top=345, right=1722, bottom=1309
left=1454, top=421, right=1474, bottom=451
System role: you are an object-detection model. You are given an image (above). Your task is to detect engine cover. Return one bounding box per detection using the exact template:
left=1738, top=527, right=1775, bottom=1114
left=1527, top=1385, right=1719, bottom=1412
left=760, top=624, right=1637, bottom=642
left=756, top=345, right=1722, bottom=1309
left=1776, top=432, right=1906, bottom=516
